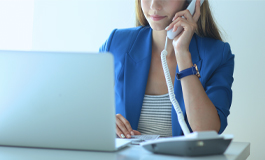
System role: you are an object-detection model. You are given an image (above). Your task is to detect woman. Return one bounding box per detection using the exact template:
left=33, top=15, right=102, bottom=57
left=99, top=0, right=234, bottom=139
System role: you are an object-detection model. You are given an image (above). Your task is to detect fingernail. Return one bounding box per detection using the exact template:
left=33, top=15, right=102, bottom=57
left=121, top=134, right=125, bottom=138
left=165, top=26, right=169, bottom=30
left=131, top=131, right=134, bottom=135
left=127, top=134, right=131, bottom=138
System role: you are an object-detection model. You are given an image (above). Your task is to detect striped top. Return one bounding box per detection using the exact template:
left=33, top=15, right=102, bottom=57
left=137, top=93, right=172, bottom=137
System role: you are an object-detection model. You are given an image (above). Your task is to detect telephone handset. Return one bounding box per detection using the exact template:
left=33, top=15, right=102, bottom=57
left=140, top=0, right=233, bottom=156
left=167, top=0, right=205, bottom=39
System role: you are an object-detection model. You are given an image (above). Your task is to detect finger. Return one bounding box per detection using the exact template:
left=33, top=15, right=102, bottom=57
left=172, top=20, right=193, bottom=40
left=116, top=124, right=125, bottom=138
left=116, top=119, right=130, bottom=138
left=166, top=11, right=193, bottom=31
left=193, top=0, right=201, bottom=22
left=166, top=17, right=184, bottom=31
left=172, top=9, right=194, bottom=23
left=116, top=115, right=132, bottom=138
left=116, top=114, right=134, bottom=136
left=172, top=18, right=189, bottom=32
left=133, top=130, right=141, bottom=135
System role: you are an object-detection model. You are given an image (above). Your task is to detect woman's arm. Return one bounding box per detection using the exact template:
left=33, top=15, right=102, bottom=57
left=177, top=54, right=221, bottom=132
left=165, top=0, right=233, bottom=133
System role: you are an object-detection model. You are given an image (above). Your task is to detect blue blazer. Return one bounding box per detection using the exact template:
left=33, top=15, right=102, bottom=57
left=99, top=26, right=234, bottom=136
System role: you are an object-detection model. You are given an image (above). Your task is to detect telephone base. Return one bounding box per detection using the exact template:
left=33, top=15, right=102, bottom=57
left=140, top=131, right=233, bottom=157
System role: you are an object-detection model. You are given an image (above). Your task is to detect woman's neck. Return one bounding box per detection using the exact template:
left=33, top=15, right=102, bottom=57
left=152, top=29, right=175, bottom=58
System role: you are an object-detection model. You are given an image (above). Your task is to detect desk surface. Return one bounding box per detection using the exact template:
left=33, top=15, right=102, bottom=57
left=0, top=141, right=250, bottom=160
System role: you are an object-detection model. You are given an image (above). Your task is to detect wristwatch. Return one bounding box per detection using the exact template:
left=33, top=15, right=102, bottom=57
left=176, top=64, right=201, bottom=80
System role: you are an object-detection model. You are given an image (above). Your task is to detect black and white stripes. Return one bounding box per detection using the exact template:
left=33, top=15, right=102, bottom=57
left=137, top=93, right=172, bottom=137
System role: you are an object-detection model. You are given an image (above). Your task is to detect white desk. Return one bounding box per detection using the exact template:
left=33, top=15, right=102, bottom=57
left=0, top=142, right=250, bottom=160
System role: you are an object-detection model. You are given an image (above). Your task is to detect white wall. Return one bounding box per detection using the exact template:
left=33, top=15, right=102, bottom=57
left=0, top=0, right=34, bottom=50
left=210, top=1, right=265, bottom=160
left=0, top=0, right=264, bottom=159
left=32, top=0, right=135, bottom=52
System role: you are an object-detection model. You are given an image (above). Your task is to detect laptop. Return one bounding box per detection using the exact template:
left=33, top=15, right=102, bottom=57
left=0, top=50, right=131, bottom=151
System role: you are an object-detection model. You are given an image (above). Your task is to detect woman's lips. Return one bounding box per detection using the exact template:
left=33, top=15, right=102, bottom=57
left=150, top=15, right=166, bottom=21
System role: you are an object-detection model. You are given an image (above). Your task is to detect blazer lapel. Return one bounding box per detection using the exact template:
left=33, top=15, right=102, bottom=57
left=124, top=27, right=152, bottom=130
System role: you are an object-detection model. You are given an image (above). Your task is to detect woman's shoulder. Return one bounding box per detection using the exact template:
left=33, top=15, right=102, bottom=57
left=195, top=34, right=231, bottom=53
left=195, top=34, right=233, bottom=65
left=100, top=26, right=150, bottom=52
left=110, top=26, right=151, bottom=43
left=113, top=26, right=150, bottom=34
left=100, top=26, right=151, bottom=53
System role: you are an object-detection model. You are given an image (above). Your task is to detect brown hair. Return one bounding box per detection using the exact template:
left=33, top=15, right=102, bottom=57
left=135, top=0, right=223, bottom=41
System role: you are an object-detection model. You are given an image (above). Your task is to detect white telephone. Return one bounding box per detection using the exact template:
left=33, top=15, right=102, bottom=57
left=140, top=0, right=233, bottom=156
left=167, top=0, right=204, bottom=39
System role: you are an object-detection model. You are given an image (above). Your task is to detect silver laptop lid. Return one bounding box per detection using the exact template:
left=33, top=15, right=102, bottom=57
left=0, top=50, right=116, bottom=151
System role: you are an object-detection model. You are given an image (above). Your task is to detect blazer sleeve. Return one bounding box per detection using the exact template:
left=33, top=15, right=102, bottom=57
left=99, top=29, right=117, bottom=53
left=204, top=42, right=235, bottom=134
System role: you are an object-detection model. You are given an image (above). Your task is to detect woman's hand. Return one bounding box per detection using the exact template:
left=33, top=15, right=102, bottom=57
left=165, top=0, right=201, bottom=58
left=116, top=114, right=141, bottom=138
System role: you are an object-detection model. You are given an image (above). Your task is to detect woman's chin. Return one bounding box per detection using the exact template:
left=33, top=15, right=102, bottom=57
left=150, top=24, right=167, bottom=32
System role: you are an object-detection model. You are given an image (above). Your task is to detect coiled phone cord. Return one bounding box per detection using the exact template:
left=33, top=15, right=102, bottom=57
left=160, top=37, right=190, bottom=136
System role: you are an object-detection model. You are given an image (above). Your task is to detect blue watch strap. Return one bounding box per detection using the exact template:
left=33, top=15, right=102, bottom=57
left=176, top=64, right=200, bottom=80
